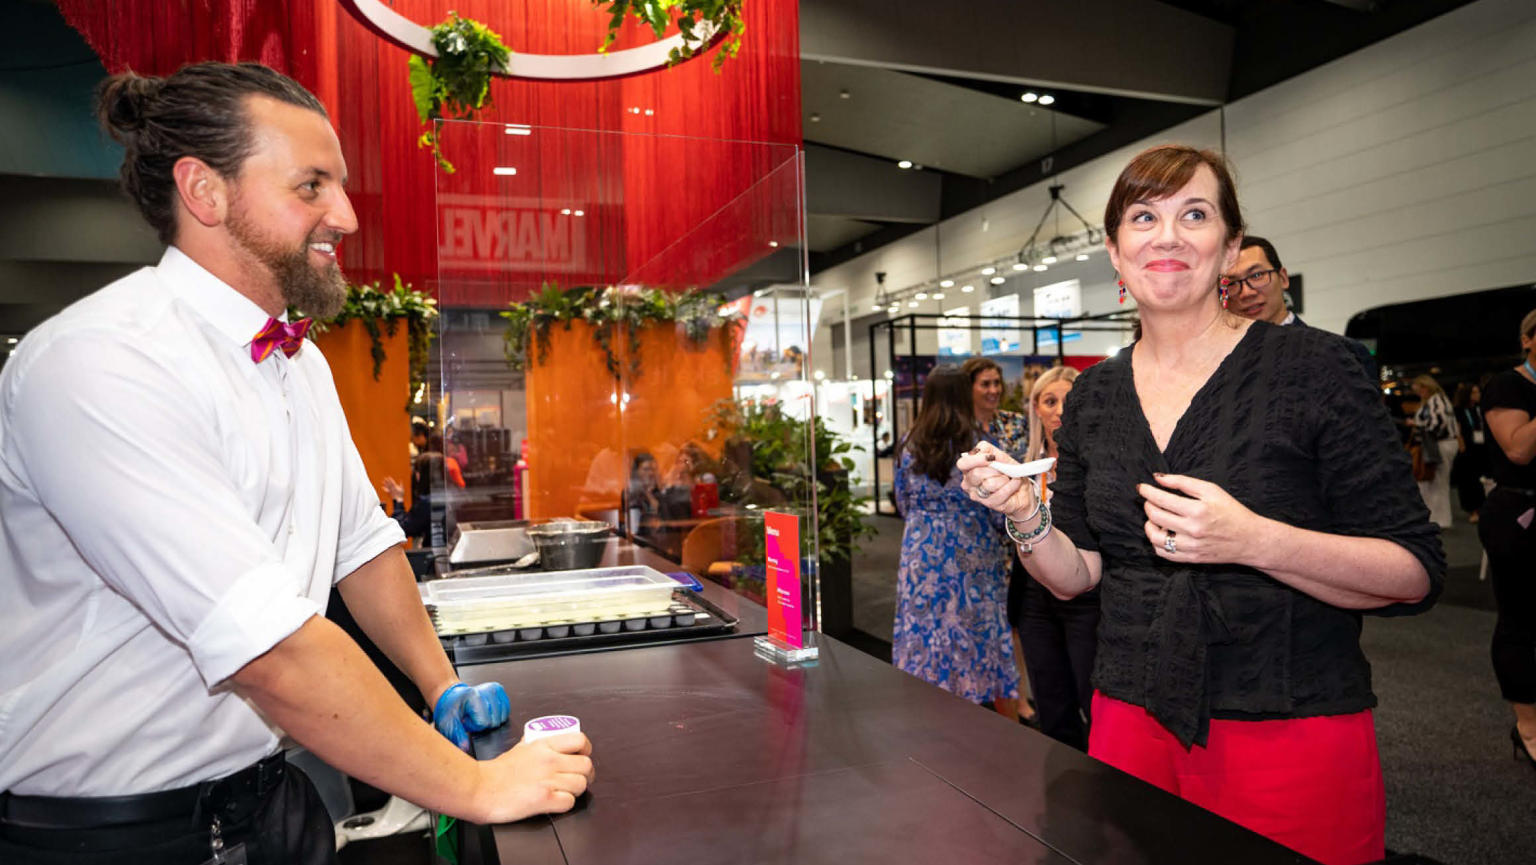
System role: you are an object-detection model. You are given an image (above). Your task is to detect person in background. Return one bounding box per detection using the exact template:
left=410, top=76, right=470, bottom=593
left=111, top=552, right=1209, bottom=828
left=1451, top=381, right=1487, bottom=524
left=961, top=356, right=1036, bottom=726
left=893, top=366, right=1019, bottom=717
left=1410, top=374, right=1459, bottom=529
left=444, top=427, right=470, bottom=475
left=1015, top=366, right=1099, bottom=750
left=625, top=451, right=662, bottom=532
left=1480, top=308, right=1536, bottom=770
left=432, top=433, right=465, bottom=489
left=408, top=417, right=429, bottom=458
left=959, top=144, right=1441, bottom=865
left=1224, top=235, right=1376, bottom=379
left=0, top=63, right=591, bottom=865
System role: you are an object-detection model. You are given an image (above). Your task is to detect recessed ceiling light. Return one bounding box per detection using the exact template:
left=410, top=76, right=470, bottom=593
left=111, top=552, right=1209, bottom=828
left=1042, top=255, right=1057, bottom=264
left=871, top=302, right=883, bottom=311
left=915, top=291, right=928, bottom=300
left=932, top=292, right=945, bottom=300
left=560, top=208, right=572, bottom=215
left=573, top=210, right=584, bottom=216
left=1021, top=92, right=1039, bottom=103
left=961, top=284, right=975, bottom=293
left=884, top=370, right=895, bottom=379
left=839, top=89, right=851, bottom=100
left=990, top=276, right=1006, bottom=285
left=505, top=125, right=532, bottom=136
left=814, top=370, right=826, bottom=381
left=897, top=160, right=913, bottom=169
left=1075, top=253, right=1090, bottom=261
left=1038, top=94, right=1056, bottom=106
left=810, top=112, right=821, bottom=123
left=908, top=300, right=919, bottom=308
left=769, top=241, right=779, bottom=248
left=981, top=266, right=996, bottom=275
left=493, top=166, right=518, bottom=176
left=939, top=279, right=954, bottom=288
left=1012, top=262, right=1028, bottom=271
left=1033, top=264, right=1048, bottom=272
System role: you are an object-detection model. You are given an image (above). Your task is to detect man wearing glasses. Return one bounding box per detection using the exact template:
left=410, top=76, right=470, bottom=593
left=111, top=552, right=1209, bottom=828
left=1227, top=235, right=1376, bottom=378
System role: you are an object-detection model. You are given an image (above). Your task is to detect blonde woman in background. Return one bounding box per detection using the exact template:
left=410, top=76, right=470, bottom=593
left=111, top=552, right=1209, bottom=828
left=1411, top=374, right=1459, bottom=528
left=1015, top=365, right=1101, bottom=750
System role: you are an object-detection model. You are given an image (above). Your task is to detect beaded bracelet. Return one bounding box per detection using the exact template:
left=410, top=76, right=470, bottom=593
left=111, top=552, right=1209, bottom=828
left=1004, top=501, right=1053, bottom=554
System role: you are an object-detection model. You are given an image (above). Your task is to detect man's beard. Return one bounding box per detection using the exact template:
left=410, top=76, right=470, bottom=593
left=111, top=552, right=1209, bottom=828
left=227, top=208, right=348, bottom=319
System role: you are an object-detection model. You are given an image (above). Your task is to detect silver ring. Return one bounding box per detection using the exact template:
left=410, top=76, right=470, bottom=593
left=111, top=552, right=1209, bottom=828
left=1163, top=530, right=1177, bottom=554
left=976, top=482, right=993, bottom=498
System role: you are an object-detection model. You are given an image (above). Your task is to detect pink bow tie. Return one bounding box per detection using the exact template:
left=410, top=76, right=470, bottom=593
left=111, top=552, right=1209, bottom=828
left=250, top=316, right=312, bottom=363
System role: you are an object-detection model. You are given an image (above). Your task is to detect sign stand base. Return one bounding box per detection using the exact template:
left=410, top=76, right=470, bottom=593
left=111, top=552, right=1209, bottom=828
left=753, top=634, right=819, bottom=665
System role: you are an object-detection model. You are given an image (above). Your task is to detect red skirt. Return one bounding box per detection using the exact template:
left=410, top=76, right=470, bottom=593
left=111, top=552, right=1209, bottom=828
left=1088, top=692, right=1385, bottom=865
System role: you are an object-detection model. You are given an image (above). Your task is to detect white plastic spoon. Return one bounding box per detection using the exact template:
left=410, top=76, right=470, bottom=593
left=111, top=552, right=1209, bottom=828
left=989, top=457, right=1056, bottom=478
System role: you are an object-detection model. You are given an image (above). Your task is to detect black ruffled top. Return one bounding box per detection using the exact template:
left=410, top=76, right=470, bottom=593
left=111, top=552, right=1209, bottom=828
left=1052, top=321, right=1444, bottom=747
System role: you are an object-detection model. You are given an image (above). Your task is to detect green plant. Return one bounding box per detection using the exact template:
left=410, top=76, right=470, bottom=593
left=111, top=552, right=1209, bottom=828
left=593, top=0, right=745, bottom=71
left=708, top=399, right=875, bottom=565
left=303, top=275, right=439, bottom=411
left=408, top=12, right=511, bottom=173
left=501, top=283, right=740, bottom=379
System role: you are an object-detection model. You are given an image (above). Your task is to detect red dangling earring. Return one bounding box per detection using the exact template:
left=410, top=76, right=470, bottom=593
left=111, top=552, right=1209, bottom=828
left=1117, top=278, right=1126, bottom=305
left=1218, top=276, right=1230, bottom=309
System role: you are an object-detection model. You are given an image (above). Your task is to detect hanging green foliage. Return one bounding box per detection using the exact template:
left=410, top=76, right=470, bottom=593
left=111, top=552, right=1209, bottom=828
left=407, top=12, right=512, bottom=173
left=501, top=283, right=740, bottom=380
left=301, top=275, right=439, bottom=411
left=592, top=0, right=746, bottom=71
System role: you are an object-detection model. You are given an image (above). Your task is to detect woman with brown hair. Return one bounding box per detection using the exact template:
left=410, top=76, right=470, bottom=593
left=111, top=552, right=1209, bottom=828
left=958, top=145, right=1443, bottom=865
left=960, top=356, right=1035, bottom=725
left=1409, top=373, right=1458, bottom=528
left=892, top=365, right=1018, bottom=714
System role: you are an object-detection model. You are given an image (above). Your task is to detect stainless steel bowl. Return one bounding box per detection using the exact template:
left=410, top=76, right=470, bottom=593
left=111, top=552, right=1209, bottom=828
left=525, top=520, right=610, bottom=570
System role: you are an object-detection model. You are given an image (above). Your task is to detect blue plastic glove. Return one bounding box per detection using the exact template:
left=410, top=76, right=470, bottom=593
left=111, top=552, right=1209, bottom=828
left=432, top=682, right=511, bottom=751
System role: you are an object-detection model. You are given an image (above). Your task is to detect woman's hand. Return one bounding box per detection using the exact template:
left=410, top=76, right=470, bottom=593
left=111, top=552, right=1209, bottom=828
left=1139, top=473, right=1266, bottom=566
left=957, top=441, right=1036, bottom=520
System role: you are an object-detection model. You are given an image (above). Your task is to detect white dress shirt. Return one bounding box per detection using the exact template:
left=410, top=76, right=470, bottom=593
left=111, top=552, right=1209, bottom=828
left=0, top=247, right=405, bottom=796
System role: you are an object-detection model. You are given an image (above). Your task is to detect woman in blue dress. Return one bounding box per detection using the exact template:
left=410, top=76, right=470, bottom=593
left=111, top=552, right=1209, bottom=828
left=893, top=365, right=1019, bottom=712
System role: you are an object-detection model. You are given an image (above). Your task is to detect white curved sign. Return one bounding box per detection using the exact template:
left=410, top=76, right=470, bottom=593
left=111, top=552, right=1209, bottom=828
left=338, top=0, right=722, bottom=82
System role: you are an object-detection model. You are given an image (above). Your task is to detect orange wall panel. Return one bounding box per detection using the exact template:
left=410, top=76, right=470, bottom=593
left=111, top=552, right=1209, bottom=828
left=312, top=320, right=412, bottom=505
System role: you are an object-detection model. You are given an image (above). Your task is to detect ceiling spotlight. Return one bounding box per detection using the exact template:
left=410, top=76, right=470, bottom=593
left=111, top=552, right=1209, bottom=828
left=1033, top=264, right=1048, bottom=272
left=814, top=369, right=826, bottom=381
left=769, top=241, right=779, bottom=248
left=810, top=112, right=821, bottom=123
left=1012, top=262, right=1028, bottom=271
left=644, top=108, right=654, bottom=116
left=1076, top=253, right=1090, bottom=261
left=908, top=300, right=919, bottom=308
left=839, top=89, right=851, bottom=100
left=561, top=208, right=572, bottom=215
left=1042, top=255, right=1057, bottom=264
left=871, top=302, right=883, bottom=311
left=961, top=284, right=975, bottom=293
left=884, top=370, right=895, bottom=379
left=1021, top=92, right=1039, bottom=103
left=939, top=279, right=954, bottom=288
left=492, top=166, right=518, bottom=176
left=990, top=276, right=1006, bottom=285
left=981, top=266, right=996, bottom=275
left=573, top=210, right=585, bottom=216
left=1038, top=94, right=1056, bottom=106
left=915, top=291, right=928, bottom=300
left=897, top=160, right=913, bottom=169
left=932, top=292, right=945, bottom=300
left=505, top=125, right=532, bottom=136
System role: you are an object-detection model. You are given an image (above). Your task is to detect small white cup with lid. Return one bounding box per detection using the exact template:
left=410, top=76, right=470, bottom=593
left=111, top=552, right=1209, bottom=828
left=522, top=714, right=581, bottom=743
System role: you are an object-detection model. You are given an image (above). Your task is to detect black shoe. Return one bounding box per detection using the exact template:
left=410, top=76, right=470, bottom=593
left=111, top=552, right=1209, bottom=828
left=1511, top=726, right=1536, bottom=770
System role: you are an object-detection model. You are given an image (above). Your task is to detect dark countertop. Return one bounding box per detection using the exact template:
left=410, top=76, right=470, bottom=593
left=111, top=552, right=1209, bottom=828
left=457, top=636, right=1313, bottom=865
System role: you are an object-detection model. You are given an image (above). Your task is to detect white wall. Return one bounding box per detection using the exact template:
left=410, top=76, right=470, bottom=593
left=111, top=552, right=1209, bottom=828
left=812, top=0, right=1536, bottom=339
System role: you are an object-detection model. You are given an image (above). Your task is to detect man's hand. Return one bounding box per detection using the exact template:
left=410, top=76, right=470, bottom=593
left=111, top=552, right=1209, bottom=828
left=470, top=731, right=595, bottom=823
left=434, top=682, right=511, bottom=751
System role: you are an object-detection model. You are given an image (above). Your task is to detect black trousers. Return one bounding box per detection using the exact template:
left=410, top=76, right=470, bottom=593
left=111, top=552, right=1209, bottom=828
left=1017, top=575, right=1101, bottom=751
left=1482, top=487, right=1536, bottom=704
left=0, top=757, right=335, bottom=865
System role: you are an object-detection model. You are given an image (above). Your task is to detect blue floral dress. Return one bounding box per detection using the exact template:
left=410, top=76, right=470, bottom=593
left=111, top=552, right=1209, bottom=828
left=892, top=449, right=1019, bottom=703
